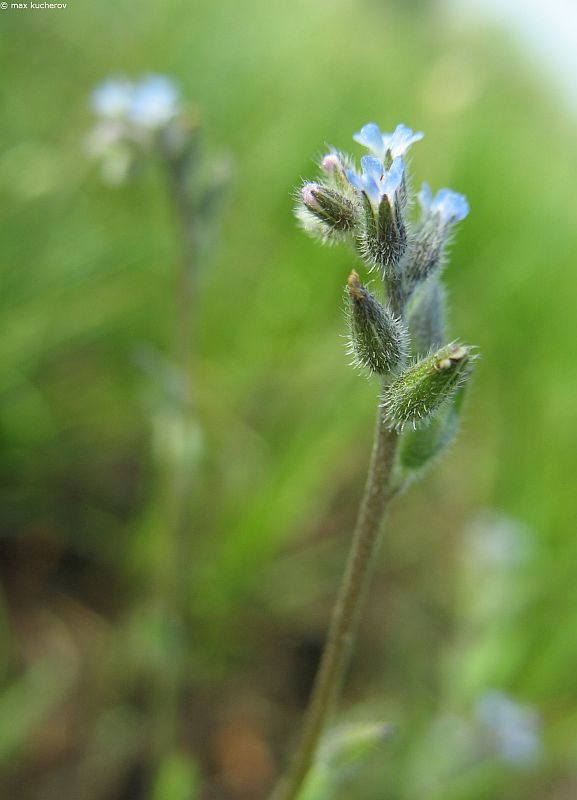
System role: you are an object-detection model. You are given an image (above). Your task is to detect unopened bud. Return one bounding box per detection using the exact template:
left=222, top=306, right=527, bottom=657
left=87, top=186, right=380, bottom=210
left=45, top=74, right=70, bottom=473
left=300, top=181, right=356, bottom=233
left=320, top=151, right=354, bottom=195
left=346, top=271, right=408, bottom=375
left=321, top=153, right=341, bottom=174
left=302, top=181, right=322, bottom=210
left=381, top=343, right=476, bottom=429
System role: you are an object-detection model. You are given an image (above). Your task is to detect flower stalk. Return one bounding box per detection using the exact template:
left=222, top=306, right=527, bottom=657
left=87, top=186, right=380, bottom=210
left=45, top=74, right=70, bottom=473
left=271, top=412, right=400, bottom=800
left=274, top=121, right=477, bottom=799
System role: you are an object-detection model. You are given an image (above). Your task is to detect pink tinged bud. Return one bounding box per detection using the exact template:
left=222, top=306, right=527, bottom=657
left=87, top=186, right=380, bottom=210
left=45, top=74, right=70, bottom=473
left=302, top=182, right=321, bottom=210
left=321, top=153, right=341, bottom=174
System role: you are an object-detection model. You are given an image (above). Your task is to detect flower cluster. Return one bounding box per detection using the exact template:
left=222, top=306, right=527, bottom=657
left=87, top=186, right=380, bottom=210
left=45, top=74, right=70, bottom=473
left=85, top=74, right=187, bottom=184
left=295, top=122, right=477, bottom=467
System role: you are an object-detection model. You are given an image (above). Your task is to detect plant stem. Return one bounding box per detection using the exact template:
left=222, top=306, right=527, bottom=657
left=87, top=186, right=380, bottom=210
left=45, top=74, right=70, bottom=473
left=149, top=143, right=199, bottom=761
left=271, top=402, right=400, bottom=800
left=163, top=143, right=200, bottom=602
left=165, top=144, right=199, bottom=395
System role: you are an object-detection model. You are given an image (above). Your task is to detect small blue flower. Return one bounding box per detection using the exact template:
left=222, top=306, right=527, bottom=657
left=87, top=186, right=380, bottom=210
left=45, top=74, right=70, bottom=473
left=347, top=155, right=382, bottom=204
left=347, top=155, right=405, bottom=207
left=419, top=183, right=469, bottom=224
left=475, top=690, right=541, bottom=768
left=91, top=77, right=135, bottom=119
left=381, top=156, right=404, bottom=199
left=128, top=75, right=181, bottom=129
left=353, top=122, right=424, bottom=161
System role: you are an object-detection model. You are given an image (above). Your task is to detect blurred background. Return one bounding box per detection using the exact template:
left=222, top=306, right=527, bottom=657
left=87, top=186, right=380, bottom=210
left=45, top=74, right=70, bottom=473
left=1, top=0, right=577, bottom=798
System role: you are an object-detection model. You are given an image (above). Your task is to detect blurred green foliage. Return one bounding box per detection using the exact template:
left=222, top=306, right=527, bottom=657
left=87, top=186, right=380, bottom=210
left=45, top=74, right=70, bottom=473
left=1, top=0, right=577, bottom=798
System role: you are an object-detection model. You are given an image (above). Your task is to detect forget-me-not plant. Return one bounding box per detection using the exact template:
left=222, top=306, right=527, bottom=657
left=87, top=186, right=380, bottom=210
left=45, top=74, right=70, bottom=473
left=86, top=74, right=185, bottom=183
left=475, top=690, right=541, bottom=768
left=273, top=122, right=478, bottom=800
left=86, top=70, right=229, bottom=541
left=85, top=75, right=228, bottom=771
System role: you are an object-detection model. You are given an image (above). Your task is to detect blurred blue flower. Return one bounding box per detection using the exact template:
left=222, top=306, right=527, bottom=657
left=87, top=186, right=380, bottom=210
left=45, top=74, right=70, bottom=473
left=353, top=122, right=423, bottom=161
left=128, top=75, right=181, bottom=129
left=475, top=690, right=541, bottom=768
left=90, top=77, right=134, bottom=119
left=347, top=155, right=405, bottom=207
left=465, top=512, right=533, bottom=571
left=419, top=183, right=469, bottom=224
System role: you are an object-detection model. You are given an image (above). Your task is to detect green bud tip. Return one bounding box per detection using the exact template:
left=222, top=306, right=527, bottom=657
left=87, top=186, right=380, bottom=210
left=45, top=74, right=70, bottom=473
left=381, top=342, right=476, bottom=430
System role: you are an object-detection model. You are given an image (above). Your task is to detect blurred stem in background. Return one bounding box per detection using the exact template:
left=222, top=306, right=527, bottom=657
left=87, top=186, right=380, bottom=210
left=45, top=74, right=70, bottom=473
left=150, top=119, right=203, bottom=765
left=87, top=76, right=228, bottom=780
left=159, top=120, right=201, bottom=613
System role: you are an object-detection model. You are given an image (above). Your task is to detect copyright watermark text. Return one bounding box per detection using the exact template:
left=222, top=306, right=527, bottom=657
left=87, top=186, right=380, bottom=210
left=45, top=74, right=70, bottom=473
left=1, top=2, right=68, bottom=8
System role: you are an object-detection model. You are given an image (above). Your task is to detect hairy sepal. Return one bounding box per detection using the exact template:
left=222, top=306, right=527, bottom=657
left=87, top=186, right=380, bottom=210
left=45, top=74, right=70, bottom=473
left=381, top=343, right=476, bottom=431
left=398, top=386, right=466, bottom=473
left=346, top=271, right=408, bottom=375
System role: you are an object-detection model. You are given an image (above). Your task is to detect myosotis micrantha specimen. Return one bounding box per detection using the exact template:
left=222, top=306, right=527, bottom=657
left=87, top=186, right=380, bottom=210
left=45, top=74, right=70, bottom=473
left=272, top=123, right=478, bottom=800
left=88, top=75, right=229, bottom=774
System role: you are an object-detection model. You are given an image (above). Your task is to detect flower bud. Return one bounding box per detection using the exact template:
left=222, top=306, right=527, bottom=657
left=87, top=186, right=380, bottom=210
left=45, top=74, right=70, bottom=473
left=346, top=271, right=408, bottom=375
left=320, top=153, right=341, bottom=175
left=299, top=181, right=356, bottom=234
left=381, top=343, right=476, bottom=430
left=319, top=151, right=355, bottom=197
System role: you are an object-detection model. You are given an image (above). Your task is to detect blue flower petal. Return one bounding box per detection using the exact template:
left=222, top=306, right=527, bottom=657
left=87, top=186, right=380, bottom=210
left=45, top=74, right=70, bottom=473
left=91, top=77, right=134, bottom=118
left=129, top=74, right=180, bottom=128
left=353, top=123, right=385, bottom=158
left=433, top=188, right=470, bottom=223
left=347, top=163, right=381, bottom=205
left=360, top=155, right=384, bottom=182
left=387, top=124, right=424, bottom=158
left=346, top=169, right=364, bottom=192
left=381, top=157, right=404, bottom=199
left=418, top=182, right=433, bottom=212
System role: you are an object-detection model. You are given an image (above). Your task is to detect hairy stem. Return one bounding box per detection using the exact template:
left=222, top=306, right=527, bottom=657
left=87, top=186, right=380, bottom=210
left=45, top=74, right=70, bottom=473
left=271, top=404, right=400, bottom=800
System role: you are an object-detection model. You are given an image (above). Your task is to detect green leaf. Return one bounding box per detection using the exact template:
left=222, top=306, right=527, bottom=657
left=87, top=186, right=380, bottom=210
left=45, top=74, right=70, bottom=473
left=151, top=752, right=199, bottom=800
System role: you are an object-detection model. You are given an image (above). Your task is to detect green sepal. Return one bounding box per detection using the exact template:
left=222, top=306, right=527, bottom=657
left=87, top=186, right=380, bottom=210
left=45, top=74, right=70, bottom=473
left=346, top=271, right=408, bottom=375
left=407, top=277, right=446, bottom=356
left=399, top=386, right=465, bottom=471
left=308, top=186, right=356, bottom=232
left=382, top=343, right=476, bottom=430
